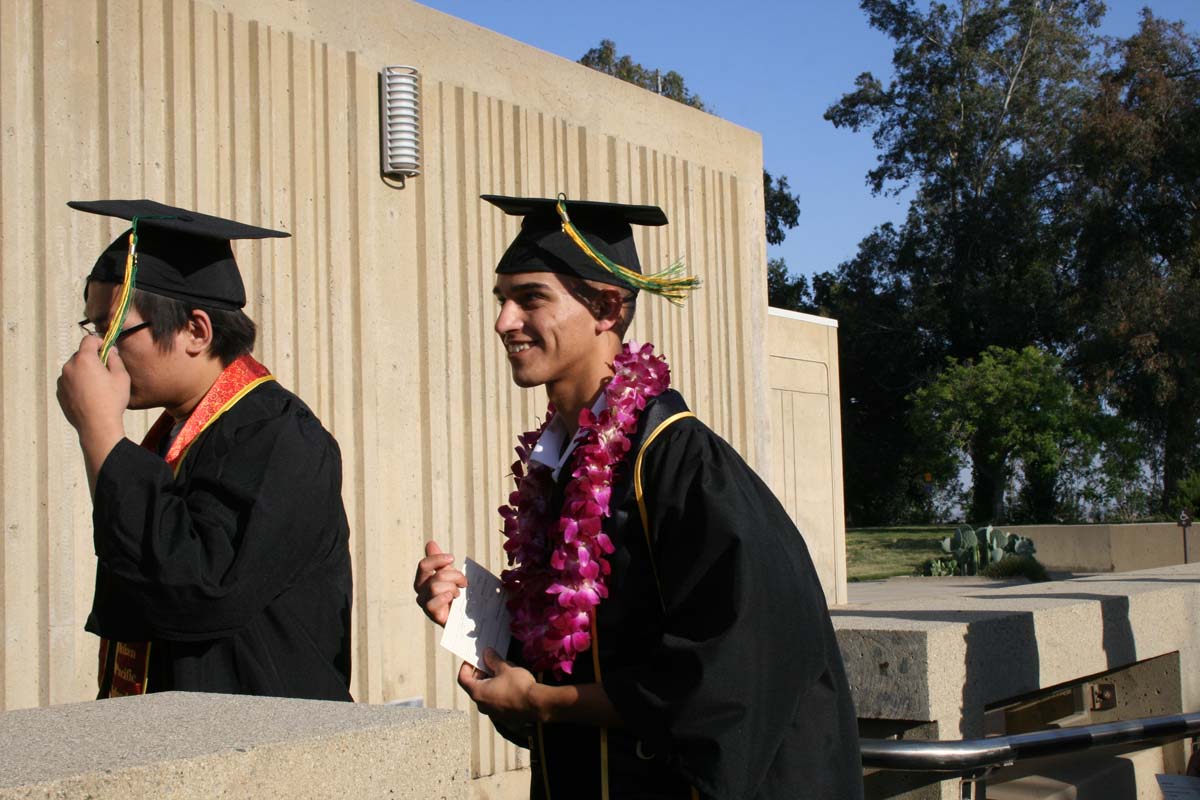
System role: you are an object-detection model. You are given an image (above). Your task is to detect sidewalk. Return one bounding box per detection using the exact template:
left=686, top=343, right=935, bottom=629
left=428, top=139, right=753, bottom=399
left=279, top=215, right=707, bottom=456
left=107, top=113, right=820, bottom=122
left=843, top=573, right=1090, bottom=607
left=843, top=575, right=1031, bottom=607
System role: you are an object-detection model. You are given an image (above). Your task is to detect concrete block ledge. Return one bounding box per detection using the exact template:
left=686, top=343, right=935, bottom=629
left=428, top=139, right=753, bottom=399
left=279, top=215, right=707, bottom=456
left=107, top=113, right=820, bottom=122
left=835, top=564, right=1200, bottom=730
left=0, top=692, right=469, bottom=799
left=835, top=564, right=1200, bottom=799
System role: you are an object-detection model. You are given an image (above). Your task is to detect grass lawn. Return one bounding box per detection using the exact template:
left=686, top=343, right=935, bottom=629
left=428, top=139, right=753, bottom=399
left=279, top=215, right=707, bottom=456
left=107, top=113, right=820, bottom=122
left=846, top=526, right=957, bottom=582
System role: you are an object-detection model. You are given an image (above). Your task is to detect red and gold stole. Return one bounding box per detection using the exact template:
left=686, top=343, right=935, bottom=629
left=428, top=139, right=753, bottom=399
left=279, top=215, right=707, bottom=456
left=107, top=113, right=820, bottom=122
left=99, top=354, right=275, bottom=698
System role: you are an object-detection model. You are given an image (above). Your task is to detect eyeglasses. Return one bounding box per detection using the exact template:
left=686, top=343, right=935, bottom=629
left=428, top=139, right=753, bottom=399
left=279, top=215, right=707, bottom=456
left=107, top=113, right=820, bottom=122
left=77, top=319, right=152, bottom=341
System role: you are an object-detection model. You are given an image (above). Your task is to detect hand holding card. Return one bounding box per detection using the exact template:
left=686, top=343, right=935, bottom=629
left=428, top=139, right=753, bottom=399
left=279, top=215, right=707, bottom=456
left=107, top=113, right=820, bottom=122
left=439, top=558, right=512, bottom=674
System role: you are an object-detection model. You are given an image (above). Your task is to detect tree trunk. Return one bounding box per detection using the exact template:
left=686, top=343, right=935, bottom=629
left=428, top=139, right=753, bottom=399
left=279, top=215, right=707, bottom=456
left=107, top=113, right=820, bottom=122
left=1161, top=396, right=1200, bottom=515
left=970, top=452, right=1008, bottom=525
left=1020, top=463, right=1059, bottom=523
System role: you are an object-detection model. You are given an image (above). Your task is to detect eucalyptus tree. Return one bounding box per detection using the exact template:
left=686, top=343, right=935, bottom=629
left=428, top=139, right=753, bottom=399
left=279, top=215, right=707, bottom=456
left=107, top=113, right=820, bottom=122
left=824, top=0, right=1104, bottom=519
left=1067, top=11, right=1200, bottom=513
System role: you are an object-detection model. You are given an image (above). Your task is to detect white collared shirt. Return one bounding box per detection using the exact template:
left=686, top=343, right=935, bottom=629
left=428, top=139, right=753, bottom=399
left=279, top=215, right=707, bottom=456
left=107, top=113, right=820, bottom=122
left=529, top=394, right=608, bottom=481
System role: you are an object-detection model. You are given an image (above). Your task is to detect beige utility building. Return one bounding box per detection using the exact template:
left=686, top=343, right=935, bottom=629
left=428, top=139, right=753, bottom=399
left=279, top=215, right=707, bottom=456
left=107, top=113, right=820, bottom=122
left=0, top=0, right=846, bottom=794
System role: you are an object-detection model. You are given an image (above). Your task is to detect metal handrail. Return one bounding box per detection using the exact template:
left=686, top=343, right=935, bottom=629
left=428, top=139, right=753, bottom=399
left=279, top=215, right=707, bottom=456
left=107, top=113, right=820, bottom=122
left=861, top=711, right=1200, bottom=773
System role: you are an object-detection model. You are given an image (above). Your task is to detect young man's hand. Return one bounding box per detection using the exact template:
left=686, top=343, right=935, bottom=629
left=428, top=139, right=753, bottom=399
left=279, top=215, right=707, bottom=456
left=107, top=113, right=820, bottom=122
left=57, top=336, right=130, bottom=431
left=413, top=540, right=468, bottom=626
left=458, top=648, right=626, bottom=729
left=458, top=648, right=539, bottom=726
left=57, top=336, right=129, bottom=496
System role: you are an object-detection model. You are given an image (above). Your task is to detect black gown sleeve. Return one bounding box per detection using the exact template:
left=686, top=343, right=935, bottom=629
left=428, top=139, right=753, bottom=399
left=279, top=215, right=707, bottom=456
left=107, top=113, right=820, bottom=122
left=601, top=419, right=851, bottom=798
left=91, top=408, right=346, bottom=641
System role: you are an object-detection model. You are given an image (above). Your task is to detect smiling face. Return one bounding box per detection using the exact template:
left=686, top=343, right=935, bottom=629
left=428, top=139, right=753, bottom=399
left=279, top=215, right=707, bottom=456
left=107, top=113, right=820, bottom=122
left=493, top=272, right=625, bottom=413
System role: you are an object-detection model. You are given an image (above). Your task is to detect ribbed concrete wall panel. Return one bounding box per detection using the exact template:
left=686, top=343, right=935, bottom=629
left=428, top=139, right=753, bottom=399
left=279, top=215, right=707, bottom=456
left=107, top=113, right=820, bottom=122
left=767, top=309, right=848, bottom=606
left=1, top=0, right=774, bottom=788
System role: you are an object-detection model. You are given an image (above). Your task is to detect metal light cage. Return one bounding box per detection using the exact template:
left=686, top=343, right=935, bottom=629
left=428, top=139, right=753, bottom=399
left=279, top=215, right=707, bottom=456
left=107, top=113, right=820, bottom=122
left=380, top=65, right=421, bottom=179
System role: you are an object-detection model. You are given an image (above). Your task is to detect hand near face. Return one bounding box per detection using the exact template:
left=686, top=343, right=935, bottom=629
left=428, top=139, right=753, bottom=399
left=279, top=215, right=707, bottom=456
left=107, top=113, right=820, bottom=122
left=57, top=336, right=130, bottom=435
left=57, top=336, right=130, bottom=497
left=413, top=540, right=468, bottom=626
left=458, top=647, right=538, bottom=726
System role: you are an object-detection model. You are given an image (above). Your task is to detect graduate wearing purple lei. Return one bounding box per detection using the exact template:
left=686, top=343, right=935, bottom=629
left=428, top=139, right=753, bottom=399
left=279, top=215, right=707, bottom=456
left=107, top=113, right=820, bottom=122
left=414, top=195, right=862, bottom=799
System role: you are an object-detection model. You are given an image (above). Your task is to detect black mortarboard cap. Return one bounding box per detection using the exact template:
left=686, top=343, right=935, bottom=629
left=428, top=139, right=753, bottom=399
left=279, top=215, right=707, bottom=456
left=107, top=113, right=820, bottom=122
left=483, top=195, right=668, bottom=290
left=68, top=199, right=289, bottom=309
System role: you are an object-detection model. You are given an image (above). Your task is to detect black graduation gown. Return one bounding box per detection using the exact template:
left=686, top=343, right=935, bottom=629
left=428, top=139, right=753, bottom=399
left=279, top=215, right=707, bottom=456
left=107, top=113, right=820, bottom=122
left=516, top=390, right=862, bottom=799
left=86, top=380, right=353, bottom=701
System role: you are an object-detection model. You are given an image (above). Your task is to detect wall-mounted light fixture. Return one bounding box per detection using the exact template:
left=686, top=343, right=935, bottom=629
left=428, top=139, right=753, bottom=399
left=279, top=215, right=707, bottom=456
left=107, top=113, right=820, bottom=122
left=380, top=66, right=421, bottom=181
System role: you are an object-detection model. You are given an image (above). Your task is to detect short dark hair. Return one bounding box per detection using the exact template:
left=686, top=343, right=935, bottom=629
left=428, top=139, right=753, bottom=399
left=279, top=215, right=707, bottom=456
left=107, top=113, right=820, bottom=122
left=561, top=277, right=637, bottom=338
left=131, top=289, right=257, bottom=366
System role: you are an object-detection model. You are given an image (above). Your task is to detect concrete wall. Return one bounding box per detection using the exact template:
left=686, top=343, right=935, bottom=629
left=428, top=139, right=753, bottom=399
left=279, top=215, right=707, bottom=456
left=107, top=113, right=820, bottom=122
left=1007, top=523, right=1200, bottom=573
left=766, top=307, right=847, bottom=605
left=0, top=0, right=847, bottom=794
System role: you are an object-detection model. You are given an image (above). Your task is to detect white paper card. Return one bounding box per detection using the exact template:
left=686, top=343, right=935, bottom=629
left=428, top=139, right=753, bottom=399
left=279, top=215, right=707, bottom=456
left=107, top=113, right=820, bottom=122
left=1158, top=775, right=1200, bottom=799
left=439, top=558, right=512, bottom=674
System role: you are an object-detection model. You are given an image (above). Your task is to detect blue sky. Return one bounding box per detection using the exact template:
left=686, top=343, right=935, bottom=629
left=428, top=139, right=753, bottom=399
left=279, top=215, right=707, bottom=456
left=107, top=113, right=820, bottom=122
left=420, top=1, right=1198, bottom=281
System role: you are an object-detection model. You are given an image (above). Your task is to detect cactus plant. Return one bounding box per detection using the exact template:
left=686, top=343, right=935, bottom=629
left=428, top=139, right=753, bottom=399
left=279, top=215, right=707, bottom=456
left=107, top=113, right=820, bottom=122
left=941, top=525, right=980, bottom=575
left=932, top=525, right=1037, bottom=577
left=1012, top=535, right=1036, bottom=557
left=982, top=526, right=1008, bottom=566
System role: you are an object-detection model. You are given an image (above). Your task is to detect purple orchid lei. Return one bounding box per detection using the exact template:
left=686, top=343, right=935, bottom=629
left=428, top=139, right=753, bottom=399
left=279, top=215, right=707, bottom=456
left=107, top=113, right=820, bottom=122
left=499, top=341, right=671, bottom=677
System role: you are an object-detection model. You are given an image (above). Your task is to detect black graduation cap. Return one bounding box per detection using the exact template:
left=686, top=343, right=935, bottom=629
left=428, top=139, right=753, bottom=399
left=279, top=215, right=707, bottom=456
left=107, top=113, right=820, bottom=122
left=68, top=199, right=289, bottom=310
left=482, top=195, right=700, bottom=303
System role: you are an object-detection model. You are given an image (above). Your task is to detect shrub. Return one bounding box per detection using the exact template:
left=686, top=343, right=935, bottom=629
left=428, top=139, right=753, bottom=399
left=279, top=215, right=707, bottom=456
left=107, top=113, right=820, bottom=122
left=980, top=555, right=1048, bottom=582
left=1171, top=469, right=1200, bottom=517
left=918, top=556, right=958, bottom=577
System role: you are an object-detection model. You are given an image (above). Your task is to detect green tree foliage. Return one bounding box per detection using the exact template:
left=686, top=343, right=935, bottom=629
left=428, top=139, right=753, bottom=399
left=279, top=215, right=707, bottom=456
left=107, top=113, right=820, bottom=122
left=1067, top=11, right=1200, bottom=513
left=579, top=14, right=1199, bottom=524
left=763, top=170, right=804, bottom=309
left=1077, top=417, right=1159, bottom=522
left=764, top=170, right=800, bottom=246
left=821, top=0, right=1107, bottom=521
left=824, top=0, right=1102, bottom=360
left=1173, top=470, right=1200, bottom=518
left=767, top=258, right=812, bottom=310
left=811, top=225, right=942, bottom=525
left=578, top=40, right=804, bottom=300
left=910, top=346, right=1099, bottom=523
left=579, top=39, right=708, bottom=110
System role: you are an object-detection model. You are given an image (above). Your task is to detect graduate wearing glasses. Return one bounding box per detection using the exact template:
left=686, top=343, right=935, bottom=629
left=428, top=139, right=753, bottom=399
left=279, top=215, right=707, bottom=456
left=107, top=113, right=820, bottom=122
left=57, top=200, right=352, bottom=701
